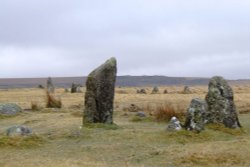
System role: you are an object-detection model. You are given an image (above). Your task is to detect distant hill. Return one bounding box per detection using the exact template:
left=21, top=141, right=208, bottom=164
left=0, top=76, right=249, bottom=89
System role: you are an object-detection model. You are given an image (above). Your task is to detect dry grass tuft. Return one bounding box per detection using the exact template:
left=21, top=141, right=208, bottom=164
left=68, top=104, right=83, bottom=110
left=46, top=91, right=62, bottom=108
left=238, top=103, right=250, bottom=114
left=179, top=152, right=244, bottom=166
left=31, top=101, right=40, bottom=111
left=154, top=103, right=185, bottom=122
left=71, top=110, right=83, bottom=117
left=115, top=90, right=128, bottom=94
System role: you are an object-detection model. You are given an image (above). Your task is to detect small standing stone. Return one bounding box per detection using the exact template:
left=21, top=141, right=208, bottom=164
left=137, top=89, right=147, bottom=94
left=185, top=98, right=207, bottom=132
left=205, top=76, right=241, bottom=128
left=151, top=86, right=159, bottom=94
left=38, top=85, right=44, bottom=89
left=47, top=77, right=55, bottom=93
left=71, top=83, right=82, bottom=93
left=183, top=86, right=191, bottom=94
left=83, top=57, right=117, bottom=124
left=167, top=117, right=182, bottom=131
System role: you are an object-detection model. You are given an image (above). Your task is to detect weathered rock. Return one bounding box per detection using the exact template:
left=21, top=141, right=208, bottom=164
left=151, top=86, right=159, bottom=94
left=185, top=98, right=207, bottom=132
left=137, top=89, right=147, bottom=94
left=83, top=57, right=117, bottom=124
left=71, top=83, right=82, bottom=93
left=0, top=103, right=22, bottom=116
left=6, top=125, right=32, bottom=137
left=183, top=86, right=191, bottom=94
left=38, top=84, right=44, bottom=89
left=46, top=77, right=55, bottom=93
left=136, top=111, right=146, bottom=117
left=205, top=76, right=241, bottom=128
left=167, top=117, right=182, bottom=131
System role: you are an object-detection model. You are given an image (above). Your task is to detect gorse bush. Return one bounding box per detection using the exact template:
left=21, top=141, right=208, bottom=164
left=155, top=103, right=185, bottom=122
left=31, top=101, right=39, bottom=111
left=45, top=91, right=62, bottom=108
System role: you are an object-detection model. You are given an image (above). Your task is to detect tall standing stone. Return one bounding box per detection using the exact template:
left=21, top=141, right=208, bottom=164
left=47, top=77, right=55, bottom=93
left=83, top=57, right=117, bottom=124
left=205, top=76, right=241, bottom=128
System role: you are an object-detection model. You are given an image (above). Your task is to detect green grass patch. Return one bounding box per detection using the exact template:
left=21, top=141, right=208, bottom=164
left=0, top=135, right=45, bottom=148
left=83, top=123, right=120, bottom=130
left=206, top=123, right=246, bottom=135
left=130, top=116, right=154, bottom=122
left=0, top=114, right=17, bottom=119
left=165, top=130, right=212, bottom=144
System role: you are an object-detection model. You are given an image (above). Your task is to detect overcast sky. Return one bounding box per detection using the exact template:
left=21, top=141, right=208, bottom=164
left=0, top=0, right=250, bottom=79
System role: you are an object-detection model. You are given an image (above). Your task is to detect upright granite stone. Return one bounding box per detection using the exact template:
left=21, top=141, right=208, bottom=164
left=83, top=57, right=117, bottom=124
left=205, top=76, right=241, bottom=128
left=183, top=86, right=191, bottom=94
left=71, top=83, right=82, bottom=93
left=137, top=89, right=147, bottom=94
left=47, top=77, right=55, bottom=93
left=185, top=98, right=207, bottom=132
left=151, top=86, right=159, bottom=94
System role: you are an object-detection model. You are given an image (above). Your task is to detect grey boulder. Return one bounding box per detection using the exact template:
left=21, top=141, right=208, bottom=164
left=185, top=98, right=207, bottom=132
left=6, top=125, right=32, bottom=137
left=0, top=103, right=22, bottom=116
left=167, top=117, right=182, bottom=131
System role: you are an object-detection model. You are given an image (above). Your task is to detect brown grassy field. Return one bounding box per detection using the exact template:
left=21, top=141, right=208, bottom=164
left=0, top=85, right=250, bottom=167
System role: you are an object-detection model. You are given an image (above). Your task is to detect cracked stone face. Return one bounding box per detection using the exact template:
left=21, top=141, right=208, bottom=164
left=185, top=98, right=207, bottom=132
left=205, top=76, right=241, bottom=128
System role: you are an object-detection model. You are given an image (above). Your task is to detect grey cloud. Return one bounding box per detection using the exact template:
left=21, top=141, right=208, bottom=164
left=0, top=0, right=250, bottom=79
